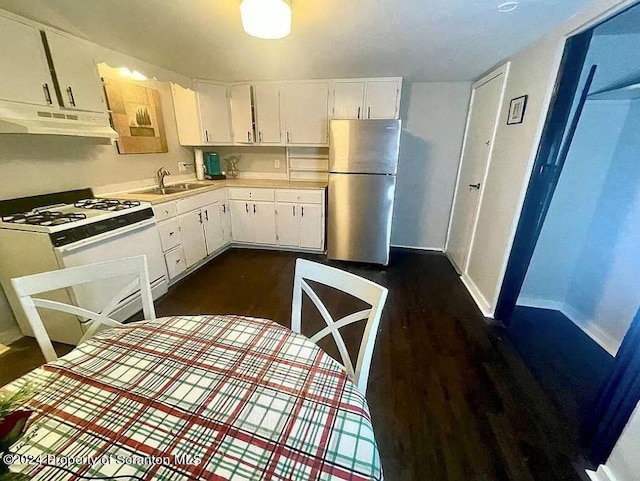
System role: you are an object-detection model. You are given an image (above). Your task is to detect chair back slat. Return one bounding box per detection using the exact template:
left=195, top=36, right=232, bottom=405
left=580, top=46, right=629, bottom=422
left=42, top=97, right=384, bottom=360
left=11, top=256, right=156, bottom=363
left=32, top=298, right=119, bottom=325
left=301, top=279, right=356, bottom=379
left=291, top=259, right=388, bottom=396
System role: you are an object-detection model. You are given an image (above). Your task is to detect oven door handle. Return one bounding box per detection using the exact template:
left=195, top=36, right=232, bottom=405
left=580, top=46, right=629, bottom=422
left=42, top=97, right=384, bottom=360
left=55, top=219, right=157, bottom=254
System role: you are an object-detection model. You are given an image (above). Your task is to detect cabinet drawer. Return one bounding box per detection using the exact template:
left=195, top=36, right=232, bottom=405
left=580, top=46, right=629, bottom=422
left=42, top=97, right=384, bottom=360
left=165, top=246, right=187, bottom=280
left=153, top=202, right=177, bottom=221
left=158, top=218, right=181, bottom=252
left=227, top=188, right=275, bottom=201
left=275, top=189, right=324, bottom=204
left=176, top=190, right=221, bottom=214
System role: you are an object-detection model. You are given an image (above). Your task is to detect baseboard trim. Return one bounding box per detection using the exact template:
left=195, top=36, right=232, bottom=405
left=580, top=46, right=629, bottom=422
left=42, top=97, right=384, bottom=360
left=461, top=274, right=494, bottom=318
left=517, top=297, right=618, bottom=356
left=0, top=327, right=23, bottom=345
left=587, top=465, right=618, bottom=481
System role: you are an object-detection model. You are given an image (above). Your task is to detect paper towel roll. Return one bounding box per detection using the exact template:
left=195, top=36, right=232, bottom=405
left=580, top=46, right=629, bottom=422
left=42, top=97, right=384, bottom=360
left=194, top=149, right=205, bottom=180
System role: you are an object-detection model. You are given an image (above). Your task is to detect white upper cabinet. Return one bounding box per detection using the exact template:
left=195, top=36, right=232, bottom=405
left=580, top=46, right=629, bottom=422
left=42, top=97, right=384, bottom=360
left=254, top=84, right=281, bottom=144
left=332, top=81, right=366, bottom=120
left=283, top=82, right=329, bottom=145
left=0, top=16, right=53, bottom=107
left=45, top=31, right=106, bottom=112
left=196, top=82, right=232, bottom=144
left=171, top=83, right=201, bottom=146
left=230, top=84, right=254, bottom=144
left=364, top=80, right=401, bottom=119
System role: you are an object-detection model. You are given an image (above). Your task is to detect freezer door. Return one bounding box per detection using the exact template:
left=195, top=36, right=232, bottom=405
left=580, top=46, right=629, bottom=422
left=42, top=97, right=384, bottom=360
left=328, top=173, right=396, bottom=265
left=329, top=119, right=401, bottom=174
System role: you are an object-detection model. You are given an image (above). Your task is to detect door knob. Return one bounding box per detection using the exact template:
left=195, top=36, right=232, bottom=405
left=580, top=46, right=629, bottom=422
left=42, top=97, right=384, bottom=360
left=469, top=183, right=481, bottom=190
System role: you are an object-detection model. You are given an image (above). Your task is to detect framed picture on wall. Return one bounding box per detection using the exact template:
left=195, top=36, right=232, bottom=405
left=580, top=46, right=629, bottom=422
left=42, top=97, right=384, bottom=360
left=507, top=95, right=528, bottom=125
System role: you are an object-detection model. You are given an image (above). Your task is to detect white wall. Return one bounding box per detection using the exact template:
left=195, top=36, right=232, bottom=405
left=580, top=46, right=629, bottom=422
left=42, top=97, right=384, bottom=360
left=566, top=100, right=640, bottom=350
left=391, top=81, right=471, bottom=250
left=588, top=402, right=640, bottom=481
left=460, top=0, right=637, bottom=315
left=519, top=100, right=630, bottom=305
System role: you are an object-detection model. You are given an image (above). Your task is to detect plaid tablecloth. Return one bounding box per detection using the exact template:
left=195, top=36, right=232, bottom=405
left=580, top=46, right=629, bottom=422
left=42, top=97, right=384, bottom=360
left=4, top=315, right=383, bottom=480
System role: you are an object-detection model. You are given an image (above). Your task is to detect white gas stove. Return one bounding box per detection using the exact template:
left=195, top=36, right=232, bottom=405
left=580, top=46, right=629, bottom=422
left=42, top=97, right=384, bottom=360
left=0, top=189, right=167, bottom=345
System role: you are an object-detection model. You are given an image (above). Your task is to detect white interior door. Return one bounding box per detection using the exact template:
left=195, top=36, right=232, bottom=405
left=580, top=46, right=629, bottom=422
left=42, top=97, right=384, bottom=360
left=254, top=84, right=281, bottom=143
left=447, top=72, right=505, bottom=273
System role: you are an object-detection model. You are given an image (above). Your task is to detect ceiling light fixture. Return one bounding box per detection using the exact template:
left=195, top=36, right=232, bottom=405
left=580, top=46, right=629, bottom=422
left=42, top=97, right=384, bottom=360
left=240, top=0, right=292, bottom=39
left=497, top=1, right=519, bottom=12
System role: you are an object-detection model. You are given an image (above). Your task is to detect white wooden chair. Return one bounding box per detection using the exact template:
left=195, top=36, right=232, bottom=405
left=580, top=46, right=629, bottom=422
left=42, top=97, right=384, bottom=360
left=11, top=256, right=156, bottom=363
left=291, top=259, right=388, bottom=396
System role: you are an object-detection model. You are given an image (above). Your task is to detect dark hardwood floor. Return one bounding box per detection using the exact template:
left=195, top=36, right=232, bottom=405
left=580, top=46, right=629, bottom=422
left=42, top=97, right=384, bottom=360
left=2, top=248, right=588, bottom=480
left=506, top=306, right=614, bottom=431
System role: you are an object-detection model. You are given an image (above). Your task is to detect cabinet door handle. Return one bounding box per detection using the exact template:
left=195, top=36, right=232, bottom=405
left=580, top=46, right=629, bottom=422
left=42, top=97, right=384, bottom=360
left=245, top=203, right=249, bottom=213
left=66, top=87, right=76, bottom=107
left=223, top=203, right=226, bottom=213
left=286, top=131, right=291, bottom=143
left=292, top=205, right=295, bottom=216
left=198, top=211, right=203, bottom=224
left=176, top=259, right=181, bottom=264
left=43, top=83, right=52, bottom=105
left=357, top=107, right=361, bottom=119
left=205, top=130, right=210, bottom=142
left=367, top=106, right=371, bottom=119
left=253, top=204, right=256, bottom=214
left=301, top=206, right=304, bottom=217
left=169, top=231, right=174, bottom=236
left=258, top=131, right=263, bottom=142
left=248, top=131, right=252, bottom=143
left=205, top=209, right=209, bottom=221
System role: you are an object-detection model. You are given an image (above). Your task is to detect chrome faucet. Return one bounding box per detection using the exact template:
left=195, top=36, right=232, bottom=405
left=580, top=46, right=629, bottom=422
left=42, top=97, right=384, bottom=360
left=156, top=167, right=170, bottom=190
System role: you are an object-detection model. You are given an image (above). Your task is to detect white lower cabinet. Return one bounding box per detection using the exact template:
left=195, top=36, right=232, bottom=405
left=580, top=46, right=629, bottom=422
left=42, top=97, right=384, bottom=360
left=165, top=246, right=187, bottom=279
left=276, top=202, right=323, bottom=249
left=153, top=187, right=324, bottom=283
left=202, top=202, right=225, bottom=254
left=179, top=209, right=208, bottom=268
left=220, top=202, right=232, bottom=244
left=299, top=204, right=323, bottom=249
left=229, top=200, right=276, bottom=245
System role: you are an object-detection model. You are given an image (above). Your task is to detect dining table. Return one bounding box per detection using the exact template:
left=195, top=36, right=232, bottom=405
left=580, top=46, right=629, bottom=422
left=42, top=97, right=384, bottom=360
left=2, top=314, right=383, bottom=480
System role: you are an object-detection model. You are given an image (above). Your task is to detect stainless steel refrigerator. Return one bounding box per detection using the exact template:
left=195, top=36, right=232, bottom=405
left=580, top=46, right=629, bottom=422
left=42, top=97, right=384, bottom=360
left=328, top=119, right=401, bottom=265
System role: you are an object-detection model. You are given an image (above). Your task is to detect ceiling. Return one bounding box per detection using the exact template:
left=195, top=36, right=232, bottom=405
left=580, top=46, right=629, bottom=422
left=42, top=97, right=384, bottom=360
left=595, top=2, right=640, bottom=36
left=0, top=0, right=596, bottom=82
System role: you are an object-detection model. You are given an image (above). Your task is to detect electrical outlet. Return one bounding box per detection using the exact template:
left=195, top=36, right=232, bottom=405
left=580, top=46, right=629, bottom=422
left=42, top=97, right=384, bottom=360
left=274, top=159, right=280, bottom=169
left=178, top=162, right=188, bottom=172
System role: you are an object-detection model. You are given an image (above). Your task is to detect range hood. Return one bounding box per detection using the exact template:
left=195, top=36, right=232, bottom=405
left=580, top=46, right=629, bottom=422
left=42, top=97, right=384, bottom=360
left=0, top=101, right=118, bottom=139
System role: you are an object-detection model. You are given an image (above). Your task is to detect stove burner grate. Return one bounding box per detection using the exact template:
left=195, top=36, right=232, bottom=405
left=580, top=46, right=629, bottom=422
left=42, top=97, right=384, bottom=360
left=1, top=211, right=87, bottom=226
left=74, top=198, right=141, bottom=211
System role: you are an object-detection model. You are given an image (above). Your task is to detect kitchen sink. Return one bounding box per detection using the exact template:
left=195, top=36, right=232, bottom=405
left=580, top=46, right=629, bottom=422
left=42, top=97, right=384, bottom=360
left=136, top=183, right=210, bottom=195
